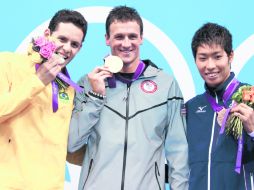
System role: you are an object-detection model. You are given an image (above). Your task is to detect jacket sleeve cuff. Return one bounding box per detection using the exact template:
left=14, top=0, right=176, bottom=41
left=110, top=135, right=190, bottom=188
left=248, top=131, right=254, bottom=138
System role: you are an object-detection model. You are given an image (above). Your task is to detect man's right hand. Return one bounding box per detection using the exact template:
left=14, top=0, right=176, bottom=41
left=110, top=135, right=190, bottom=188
left=36, top=55, right=64, bottom=86
left=87, top=66, right=112, bottom=95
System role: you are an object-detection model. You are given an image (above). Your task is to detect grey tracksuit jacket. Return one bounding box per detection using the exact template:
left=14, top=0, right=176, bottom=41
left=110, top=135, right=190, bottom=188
left=68, top=60, right=189, bottom=190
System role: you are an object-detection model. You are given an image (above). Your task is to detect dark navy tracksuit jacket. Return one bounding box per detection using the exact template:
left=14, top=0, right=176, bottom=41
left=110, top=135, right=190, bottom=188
left=187, top=72, right=254, bottom=190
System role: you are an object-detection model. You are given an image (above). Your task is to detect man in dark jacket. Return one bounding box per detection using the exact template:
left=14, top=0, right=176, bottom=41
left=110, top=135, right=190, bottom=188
left=186, top=22, right=254, bottom=190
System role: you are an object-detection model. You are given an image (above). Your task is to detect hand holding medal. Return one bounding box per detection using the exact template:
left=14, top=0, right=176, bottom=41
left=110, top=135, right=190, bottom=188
left=30, top=35, right=83, bottom=112
left=52, top=53, right=65, bottom=66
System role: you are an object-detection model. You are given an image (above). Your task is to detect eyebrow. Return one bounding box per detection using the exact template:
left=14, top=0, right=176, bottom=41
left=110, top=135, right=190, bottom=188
left=197, top=51, right=223, bottom=56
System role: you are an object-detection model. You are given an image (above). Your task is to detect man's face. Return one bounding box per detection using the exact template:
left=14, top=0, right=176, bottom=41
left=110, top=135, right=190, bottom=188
left=105, top=20, right=143, bottom=72
left=195, top=44, right=233, bottom=88
left=47, top=22, right=83, bottom=68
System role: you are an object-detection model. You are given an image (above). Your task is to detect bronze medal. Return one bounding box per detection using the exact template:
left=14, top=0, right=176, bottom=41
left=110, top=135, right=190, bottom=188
left=217, top=108, right=227, bottom=127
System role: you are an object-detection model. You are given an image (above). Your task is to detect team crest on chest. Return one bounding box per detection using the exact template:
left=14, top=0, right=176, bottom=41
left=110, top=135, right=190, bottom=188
left=59, top=91, right=69, bottom=104
left=140, top=80, right=157, bottom=93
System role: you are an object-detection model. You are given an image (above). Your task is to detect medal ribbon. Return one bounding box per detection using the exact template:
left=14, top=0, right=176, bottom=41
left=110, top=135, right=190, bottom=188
left=57, top=72, right=83, bottom=93
left=206, top=78, right=240, bottom=133
left=235, top=135, right=244, bottom=174
left=206, top=78, right=243, bottom=173
left=108, top=61, right=145, bottom=87
left=36, top=64, right=83, bottom=112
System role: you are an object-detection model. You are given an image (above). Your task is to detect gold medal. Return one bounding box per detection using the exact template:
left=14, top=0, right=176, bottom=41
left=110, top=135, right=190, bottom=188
left=104, top=55, right=123, bottom=73
left=52, top=53, right=65, bottom=66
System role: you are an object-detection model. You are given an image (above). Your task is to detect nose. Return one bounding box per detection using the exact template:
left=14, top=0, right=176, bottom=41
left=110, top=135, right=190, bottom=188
left=206, top=58, right=216, bottom=69
left=62, top=42, right=71, bottom=53
left=122, top=37, right=131, bottom=48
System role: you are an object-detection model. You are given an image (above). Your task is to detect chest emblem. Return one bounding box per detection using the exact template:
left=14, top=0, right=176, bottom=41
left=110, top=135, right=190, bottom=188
left=59, top=91, right=69, bottom=104
left=196, top=105, right=207, bottom=113
left=141, top=80, right=157, bottom=93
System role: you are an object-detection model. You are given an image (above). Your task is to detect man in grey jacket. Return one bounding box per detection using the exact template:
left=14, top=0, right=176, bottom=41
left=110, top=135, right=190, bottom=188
left=68, top=5, right=189, bottom=190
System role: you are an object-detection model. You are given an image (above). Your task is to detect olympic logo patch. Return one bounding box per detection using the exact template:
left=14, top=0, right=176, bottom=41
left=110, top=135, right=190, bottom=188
left=141, top=80, right=157, bottom=93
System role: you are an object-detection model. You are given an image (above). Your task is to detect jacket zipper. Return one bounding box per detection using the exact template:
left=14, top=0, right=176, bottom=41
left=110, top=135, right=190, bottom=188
left=207, top=92, right=218, bottom=190
left=82, top=158, right=93, bottom=190
left=121, top=84, right=131, bottom=190
left=155, top=162, right=162, bottom=190
left=251, top=172, right=254, bottom=190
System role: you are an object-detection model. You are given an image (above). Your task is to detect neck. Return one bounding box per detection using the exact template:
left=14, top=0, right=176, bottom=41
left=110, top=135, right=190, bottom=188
left=121, top=60, right=140, bottom=73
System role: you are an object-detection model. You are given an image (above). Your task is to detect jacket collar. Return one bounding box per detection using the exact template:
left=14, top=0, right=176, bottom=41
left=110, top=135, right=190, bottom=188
left=141, top=59, right=160, bottom=78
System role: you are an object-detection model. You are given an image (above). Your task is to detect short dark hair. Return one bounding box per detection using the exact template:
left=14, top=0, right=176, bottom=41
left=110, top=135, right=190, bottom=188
left=105, top=5, right=143, bottom=36
left=48, top=9, right=87, bottom=42
left=191, top=22, right=233, bottom=59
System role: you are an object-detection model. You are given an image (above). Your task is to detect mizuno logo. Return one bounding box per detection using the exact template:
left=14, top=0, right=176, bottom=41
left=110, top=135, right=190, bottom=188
left=196, top=105, right=207, bottom=113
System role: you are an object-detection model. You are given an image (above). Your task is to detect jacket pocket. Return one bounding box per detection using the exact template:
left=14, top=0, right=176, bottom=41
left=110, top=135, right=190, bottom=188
left=82, top=159, right=93, bottom=189
left=155, top=162, right=162, bottom=190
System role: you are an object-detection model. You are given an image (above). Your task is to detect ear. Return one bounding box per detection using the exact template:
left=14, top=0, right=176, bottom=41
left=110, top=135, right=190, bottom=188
left=228, top=51, right=234, bottom=64
left=140, top=35, right=143, bottom=45
left=105, top=34, right=110, bottom=46
left=44, top=28, right=51, bottom=37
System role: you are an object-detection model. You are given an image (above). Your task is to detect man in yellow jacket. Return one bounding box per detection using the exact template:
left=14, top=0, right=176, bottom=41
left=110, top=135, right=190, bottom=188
left=0, top=9, right=87, bottom=189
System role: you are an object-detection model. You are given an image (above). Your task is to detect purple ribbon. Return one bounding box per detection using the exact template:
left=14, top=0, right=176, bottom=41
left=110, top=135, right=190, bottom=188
left=107, top=75, right=116, bottom=88
left=220, top=108, right=231, bottom=134
left=219, top=102, right=236, bottom=134
left=108, top=61, right=145, bottom=88
left=52, top=81, right=58, bottom=112
left=206, top=78, right=240, bottom=133
left=206, top=78, right=243, bottom=173
left=206, top=78, right=240, bottom=112
left=223, top=78, right=241, bottom=105
left=235, top=135, right=244, bottom=174
left=206, top=94, right=224, bottom=112
left=35, top=64, right=82, bottom=112
left=57, top=72, right=82, bottom=93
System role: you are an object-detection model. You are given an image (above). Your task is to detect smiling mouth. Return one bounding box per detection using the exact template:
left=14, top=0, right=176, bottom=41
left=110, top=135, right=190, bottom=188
left=56, top=52, right=68, bottom=60
left=120, top=49, right=133, bottom=53
left=119, top=51, right=132, bottom=57
left=206, top=72, right=219, bottom=78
